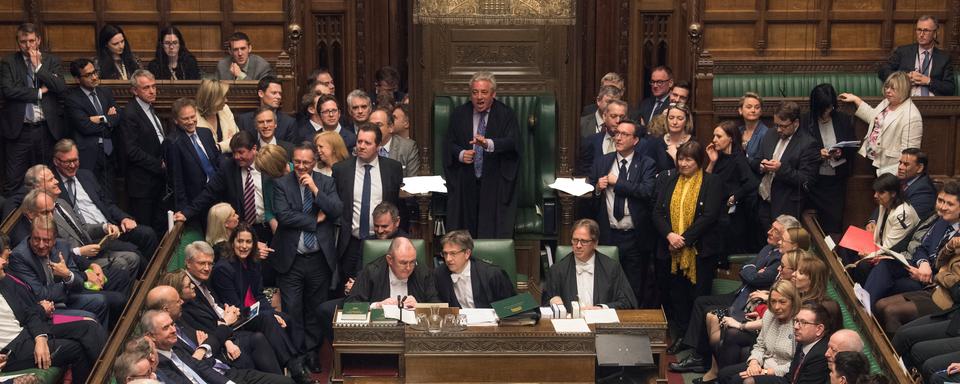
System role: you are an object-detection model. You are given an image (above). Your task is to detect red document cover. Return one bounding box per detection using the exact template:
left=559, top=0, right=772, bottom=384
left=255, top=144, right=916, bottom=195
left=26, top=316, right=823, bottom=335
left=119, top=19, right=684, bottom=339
left=839, top=225, right=880, bottom=254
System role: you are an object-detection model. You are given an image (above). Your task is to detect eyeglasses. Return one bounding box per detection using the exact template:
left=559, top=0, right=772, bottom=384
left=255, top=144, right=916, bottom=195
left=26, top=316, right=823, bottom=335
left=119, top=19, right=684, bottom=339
left=571, top=238, right=594, bottom=245
left=320, top=109, right=339, bottom=115
left=79, top=71, right=99, bottom=79
left=775, top=121, right=797, bottom=130
left=916, top=28, right=937, bottom=35
left=441, top=249, right=467, bottom=258
left=793, top=319, right=820, bottom=327
left=649, top=80, right=671, bottom=86
left=613, top=132, right=635, bottom=138
left=163, top=41, right=180, bottom=47
left=54, top=157, right=79, bottom=165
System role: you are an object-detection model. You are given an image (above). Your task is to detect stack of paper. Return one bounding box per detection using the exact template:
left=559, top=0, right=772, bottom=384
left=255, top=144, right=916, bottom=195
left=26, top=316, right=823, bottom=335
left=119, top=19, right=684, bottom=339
left=459, top=308, right=499, bottom=326
left=549, top=178, right=594, bottom=196
left=551, top=318, right=591, bottom=333
left=582, top=308, right=620, bottom=324
left=382, top=305, right=418, bottom=325
left=401, top=176, right=447, bottom=194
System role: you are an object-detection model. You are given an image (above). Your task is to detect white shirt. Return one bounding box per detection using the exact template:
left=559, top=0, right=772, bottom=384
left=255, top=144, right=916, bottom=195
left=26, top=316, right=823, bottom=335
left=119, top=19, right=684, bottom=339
left=912, top=48, right=936, bottom=96
left=259, top=135, right=277, bottom=147
left=593, top=111, right=603, bottom=134
left=136, top=97, right=164, bottom=143
left=351, top=157, right=384, bottom=238
left=309, top=119, right=323, bottom=134
left=604, top=152, right=635, bottom=229
left=388, top=268, right=408, bottom=299
left=0, top=293, right=23, bottom=348
left=240, top=166, right=265, bottom=222
left=381, top=136, right=393, bottom=155
left=66, top=176, right=108, bottom=225
left=188, top=273, right=224, bottom=320
left=575, top=255, right=595, bottom=307
left=451, top=260, right=475, bottom=308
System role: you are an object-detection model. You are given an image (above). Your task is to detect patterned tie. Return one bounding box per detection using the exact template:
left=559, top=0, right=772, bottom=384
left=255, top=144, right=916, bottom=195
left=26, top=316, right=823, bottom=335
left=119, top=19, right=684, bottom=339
left=792, top=350, right=806, bottom=383
left=24, top=60, right=36, bottom=122
left=379, top=147, right=388, bottom=157
left=613, top=159, right=628, bottom=221
left=759, top=138, right=787, bottom=201
left=90, top=91, right=113, bottom=156
left=190, top=134, right=215, bottom=180
left=301, top=185, right=318, bottom=250
left=920, top=51, right=932, bottom=96
left=359, top=164, right=373, bottom=239
left=474, top=112, right=487, bottom=178
left=935, top=226, right=957, bottom=260
left=66, top=178, right=77, bottom=206
left=242, top=167, right=257, bottom=225
left=168, top=351, right=205, bottom=384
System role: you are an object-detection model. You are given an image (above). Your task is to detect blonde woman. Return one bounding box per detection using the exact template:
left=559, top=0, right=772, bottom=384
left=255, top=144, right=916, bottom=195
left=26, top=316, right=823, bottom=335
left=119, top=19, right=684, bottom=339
left=196, top=79, right=240, bottom=153
left=840, top=72, right=923, bottom=175
left=206, top=202, right=239, bottom=257
left=313, top=130, right=349, bottom=176
left=255, top=143, right=291, bottom=178
left=657, top=103, right=694, bottom=164
left=738, top=92, right=767, bottom=159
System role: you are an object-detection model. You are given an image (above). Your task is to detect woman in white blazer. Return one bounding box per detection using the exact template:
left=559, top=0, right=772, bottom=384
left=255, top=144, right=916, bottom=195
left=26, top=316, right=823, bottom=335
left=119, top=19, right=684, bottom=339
left=839, top=71, right=923, bottom=175
left=196, top=79, right=241, bottom=153
left=871, top=173, right=920, bottom=252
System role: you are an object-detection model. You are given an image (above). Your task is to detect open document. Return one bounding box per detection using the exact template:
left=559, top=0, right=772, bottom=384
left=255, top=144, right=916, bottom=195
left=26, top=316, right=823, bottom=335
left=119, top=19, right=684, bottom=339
left=549, top=178, right=594, bottom=196
left=401, top=175, right=447, bottom=194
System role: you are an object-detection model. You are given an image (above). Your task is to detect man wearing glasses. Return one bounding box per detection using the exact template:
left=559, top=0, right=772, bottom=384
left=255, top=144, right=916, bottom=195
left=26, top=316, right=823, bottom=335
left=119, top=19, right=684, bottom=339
left=296, top=93, right=356, bottom=153
left=637, top=65, right=674, bottom=129
left=436, top=230, right=515, bottom=309
left=588, top=119, right=657, bottom=307
left=543, top=219, right=637, bottom=311
left=739, top=303, right=831, bottom=384
left=347, top=237, right=439, bottom=308
left=879, top=15, right=955, bottom=96
left=64, top=58, right=120, bottom=196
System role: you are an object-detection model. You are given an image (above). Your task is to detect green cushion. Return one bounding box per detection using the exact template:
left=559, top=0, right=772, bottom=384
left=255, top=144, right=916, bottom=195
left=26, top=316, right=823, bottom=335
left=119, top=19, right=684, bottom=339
left=170, top=228, right=204, bottom=271
left=1, top=367, right=62, bottom=384
left=713, top=73, right=883, bottom=98
left=432, top=94, right=557, bottom=236
left=361, top=239, right=429, bottom=267
left=555, top=245, right=619, bottom=263
left=473, top=239, right=518, bottom=284
left=728, top=253, right=756, bottom=264
left=826, top=281, right=883, bottom=375
left=711, top=279, right=741, bottom=295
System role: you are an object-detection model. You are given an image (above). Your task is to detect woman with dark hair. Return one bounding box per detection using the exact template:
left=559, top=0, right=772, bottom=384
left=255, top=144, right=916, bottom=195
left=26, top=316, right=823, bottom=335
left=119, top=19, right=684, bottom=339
left=148, top=26, right=201, bottom=80
left=829, top=351, right=881, bottom=384
left=806, top=83, right=857, bottom=235
left=653, top=140, right=724, bottom=344
left=706, top=120, right=760, bottom=254
left=95, top=24, right=141, bottom=80
left=870, top=173, right=920, bottom=252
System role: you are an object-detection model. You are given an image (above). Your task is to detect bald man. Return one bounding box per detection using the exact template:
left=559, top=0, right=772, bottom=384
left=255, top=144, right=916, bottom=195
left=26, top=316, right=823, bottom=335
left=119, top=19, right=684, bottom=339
left=825, top=329, right=864, bottom=369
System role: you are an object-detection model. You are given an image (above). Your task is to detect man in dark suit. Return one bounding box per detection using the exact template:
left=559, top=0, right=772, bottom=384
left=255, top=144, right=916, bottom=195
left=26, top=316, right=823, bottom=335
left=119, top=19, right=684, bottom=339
left=370, top=107, right=420, bottom=177
left=296, top=93, right=356, bottom=153
left=64, top=58, right=120, bottom=196
left=8, top=214, right=108, bottom=324
left=145, top=285, right=298, bottom=384
left=347, top=237, right=439, bottom=306
left=253, top=107, right=294, bottom=156
left=589, top=119, right=657, bottom=307
left=579, top=85, right=623, bottom=139
left=435, top=230, right=516, bottom=308
left=273, top=143, right=342, bottom=359
left=0, top=23, right=67, bottom=195
left=372, top=201, right=409, bottom=240
left=175, top=131, right=275, bottom=244
left=749, top=304, right=831, bottom=384
left=236, top=76, right=295, bottom=142
left=165, top=98, right=221, bottom=212
left=118, top=69, right=168, bottom=232
left=444, top=71, right=521, bottom=239
left=580, top=72, right=624, bottom=117
left=332, top=123, right=402, bottom=281
left=636, top=65, right=673, bottom=128
left=143, top=309, right=237, bottom=384
left=343, top=89, right=373, bottom=135
left=878, top=15, right=955, bottom=96
left=0, top=266, right=99, bottom=384
left=52, top=139, right=158, bottom=264
left=577, top=100, right=624, bottom=177
left=750, top=101, right=820, bottom=230
left=179, top=241, right=306, bottom=380
left=898, top=148, right=938, bottom=219
left=543, top=219, right=637, bottom=311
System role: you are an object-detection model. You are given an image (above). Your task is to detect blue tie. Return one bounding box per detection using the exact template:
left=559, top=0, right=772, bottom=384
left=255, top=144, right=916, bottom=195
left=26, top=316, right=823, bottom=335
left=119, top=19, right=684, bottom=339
left=301, top=185, right=318, bottom=250
left=613, top=159, right=627, bottom=221
left=190, top=134, right=215, bottom=180
left=168, top=351, right=206, bottom=384
left=474, top=112, right=487, bottom=178
left=24, top=60, right=36, bottom=122
left=89, top=91, right=113, bottom=155
left=177, top=328, right=230, bottom=372
left=379, top=147, right=388, bottom=157
left=359, top=164, right=373, bottom=239
left=920, top=51, right=932, bottom=96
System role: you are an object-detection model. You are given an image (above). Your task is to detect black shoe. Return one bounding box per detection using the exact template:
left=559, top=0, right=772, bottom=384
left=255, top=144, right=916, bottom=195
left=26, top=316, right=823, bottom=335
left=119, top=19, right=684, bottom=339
left=692, top=377, right=716, bottom=384
left=304, top=351, right=322, bottom=373
left=666, top=337, right=689, bottom=355
left=668, top=354, right=707, bottom=373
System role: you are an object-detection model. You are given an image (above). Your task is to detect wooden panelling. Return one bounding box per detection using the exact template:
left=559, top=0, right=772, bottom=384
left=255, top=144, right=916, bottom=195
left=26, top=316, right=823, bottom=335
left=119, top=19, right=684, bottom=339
left=232, top=0, right=283, bottom=13
left=767, top=23, right=818, bottom=52
left=235, top=25, right=284, bottom=55
left=703, top=24, right=754, bottom=52
left=119, top=24, right=160, bottom=58
left=0, top=25, right=17, bottom=51
left=178, top=25, right=222, bottom=53
left=704, top=0, right=754, bottom=11
left=832, top=0, right=885, bottom=10
left=170, top=0, right=220, bottom=13
left=106, top=0, right=158, bottom=12
left=894, top=22, right=921, bottom=46
left=829, top=23, right=883, bottom=49
left=42, top=0, right=93, bottom=13
left=895, top=0, right=944, bottom=11
left=45, top=25, right=97, bottom=54
left=767, top=0, right=816, bottom=11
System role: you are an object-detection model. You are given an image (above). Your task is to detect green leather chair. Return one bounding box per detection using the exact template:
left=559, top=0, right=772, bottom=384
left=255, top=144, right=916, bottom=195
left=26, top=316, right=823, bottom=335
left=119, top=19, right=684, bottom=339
left=170, top=228, right=204, bottom=271
left=554, top=245, right=619, bottom=263
left=472, top=239, right=521, bottom=288
left=1, top=368, right=62, bottom=384
left=432, top=94, right=558, bottom=237
left=713, top=73, right=884, bottom=98
left=361, top=239, right=429, bottom=267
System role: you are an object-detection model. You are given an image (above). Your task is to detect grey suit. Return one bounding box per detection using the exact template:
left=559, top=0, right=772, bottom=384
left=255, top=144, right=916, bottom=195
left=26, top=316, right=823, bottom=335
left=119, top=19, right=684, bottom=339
left=579, top=112, right=602, bottom=138
left=52, top=198, right=141, bottom=274
left=385, top=135, right=421, bottom=177
left=215, top=54, right=273, bottom=81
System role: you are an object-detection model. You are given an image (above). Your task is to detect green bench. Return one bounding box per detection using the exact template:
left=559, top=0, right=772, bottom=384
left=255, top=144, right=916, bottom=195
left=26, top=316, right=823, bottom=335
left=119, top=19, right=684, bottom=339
left=713, top=70, right=960, bottom=98
left=431, top=95, right=558, bottom=238
left=360, top=239, right=429, bottom=267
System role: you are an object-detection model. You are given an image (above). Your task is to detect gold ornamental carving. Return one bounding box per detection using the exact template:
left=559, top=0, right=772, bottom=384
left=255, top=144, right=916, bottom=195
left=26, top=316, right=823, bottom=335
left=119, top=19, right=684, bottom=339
left=414, top=0, right=575, bottom=26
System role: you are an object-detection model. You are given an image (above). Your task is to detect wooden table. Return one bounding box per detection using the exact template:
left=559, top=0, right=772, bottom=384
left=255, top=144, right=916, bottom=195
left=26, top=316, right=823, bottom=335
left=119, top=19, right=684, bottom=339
left=331, top=309, right=668, bottom=383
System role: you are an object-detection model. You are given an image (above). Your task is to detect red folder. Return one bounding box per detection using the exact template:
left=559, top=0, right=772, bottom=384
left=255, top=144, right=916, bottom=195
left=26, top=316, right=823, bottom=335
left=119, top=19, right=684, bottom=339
left=838, top=225, right=880, bottom=254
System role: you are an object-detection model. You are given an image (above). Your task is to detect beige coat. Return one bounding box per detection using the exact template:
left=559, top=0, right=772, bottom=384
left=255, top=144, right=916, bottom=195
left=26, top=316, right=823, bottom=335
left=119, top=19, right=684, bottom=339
left=197, top=104, right=240, bottom=153
left=856, top=98, right=923, bottom=175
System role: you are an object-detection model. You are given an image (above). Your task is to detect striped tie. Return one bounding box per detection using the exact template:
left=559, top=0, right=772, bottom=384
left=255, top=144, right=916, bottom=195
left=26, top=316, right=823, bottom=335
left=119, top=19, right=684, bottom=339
left=243, top=167, right=257, bottom=225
